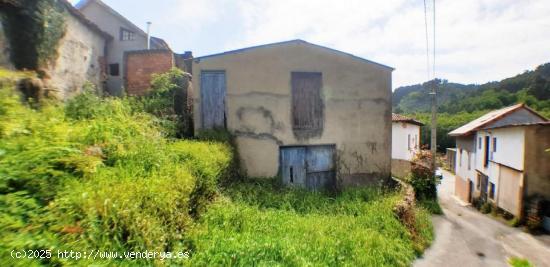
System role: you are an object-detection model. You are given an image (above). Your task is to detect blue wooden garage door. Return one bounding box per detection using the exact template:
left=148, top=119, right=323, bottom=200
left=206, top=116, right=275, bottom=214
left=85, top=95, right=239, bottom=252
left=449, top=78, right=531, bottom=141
left=280, top=145, right=335, bottom=190
left=200, top=71, right=226, bottom=129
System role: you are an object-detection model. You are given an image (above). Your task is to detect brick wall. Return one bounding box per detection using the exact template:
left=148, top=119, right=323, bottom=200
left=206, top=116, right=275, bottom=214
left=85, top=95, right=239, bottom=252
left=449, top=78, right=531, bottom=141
left=124, top=49, right=174, bottom=95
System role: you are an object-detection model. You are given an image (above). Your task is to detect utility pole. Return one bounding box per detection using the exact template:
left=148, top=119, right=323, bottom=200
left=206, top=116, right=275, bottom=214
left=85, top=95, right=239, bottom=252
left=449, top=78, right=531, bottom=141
left=430, top=80, right=437, bottom=173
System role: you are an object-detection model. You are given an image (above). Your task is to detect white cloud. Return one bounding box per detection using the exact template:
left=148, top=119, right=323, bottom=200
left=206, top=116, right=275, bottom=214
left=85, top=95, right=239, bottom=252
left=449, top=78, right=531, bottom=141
left=76, top=0, right=550, bottom=89
left=226, top=0, right=550, bottom=89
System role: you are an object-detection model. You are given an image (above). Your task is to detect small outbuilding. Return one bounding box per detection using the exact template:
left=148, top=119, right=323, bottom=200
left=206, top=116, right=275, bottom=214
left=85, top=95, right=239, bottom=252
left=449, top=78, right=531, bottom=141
left=391, top=113, right=423, bottom=177
left=192, top=40, right=394, bottom=189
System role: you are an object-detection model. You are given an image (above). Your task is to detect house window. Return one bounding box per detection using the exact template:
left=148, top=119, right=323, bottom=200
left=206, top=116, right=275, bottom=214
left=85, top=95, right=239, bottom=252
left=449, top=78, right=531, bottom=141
left=459, top=149, right=462, bottom=167
left=484, top=136, right=490, bottom=167
left=476, top=175, right=481, bottom=190
left=109, top=63, right=119, bottom=76
left=478, top=137, right=482, bottom=149
left=291, top=72, right=323, bottom=135
left=120, top=28, right=135, bottom=41
left=415, top=134, right=419, bottom=148
left=493, top=137, right=497, bottom=152
left=408, top=134, right=411, bottom=150
left=489, top=182, right=495, bottom=199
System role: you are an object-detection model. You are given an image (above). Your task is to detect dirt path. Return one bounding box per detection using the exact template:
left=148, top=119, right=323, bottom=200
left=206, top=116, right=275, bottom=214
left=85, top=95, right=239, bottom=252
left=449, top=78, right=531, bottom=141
left=414, top=169, right=550, bottom=267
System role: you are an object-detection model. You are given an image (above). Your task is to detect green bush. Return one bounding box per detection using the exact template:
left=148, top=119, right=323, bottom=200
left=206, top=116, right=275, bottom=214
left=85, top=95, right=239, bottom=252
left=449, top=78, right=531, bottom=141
left=0, top=77, right=233, bottom=265
left=480, top=202, right=493, bottom=214
left=132, top=68, right=193, bottom=137
left=508, top=257, right=534, bottom=267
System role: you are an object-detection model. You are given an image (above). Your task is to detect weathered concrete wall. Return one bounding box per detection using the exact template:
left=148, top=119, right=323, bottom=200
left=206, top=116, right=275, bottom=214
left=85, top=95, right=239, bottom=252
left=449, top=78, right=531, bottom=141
left=193, top=41, right=392, bottom=186
left=46, top=11, right=106, bottom=99
left=496, top=163, right=523, bottom=216
left=524, top=125, right=550, bottom=200
left=455, top=136, right=476, bottom=184
left=392, top=122, right=420, bottom=161
left=78, top=1, right=164, bottom=96
left=124, top=49, right=174, bottom=95
left=391, top=159, right=412, bottom=179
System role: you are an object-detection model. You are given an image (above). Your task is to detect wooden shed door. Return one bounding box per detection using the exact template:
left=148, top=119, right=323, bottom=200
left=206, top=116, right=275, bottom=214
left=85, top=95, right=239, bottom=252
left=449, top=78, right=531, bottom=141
left=280, top=147, right=307, bottom=187
left=201, top=71, right=226, bottom=129
left=479, top=173, right=489, bottom=202
left=280, top=145, right=335, bottom=190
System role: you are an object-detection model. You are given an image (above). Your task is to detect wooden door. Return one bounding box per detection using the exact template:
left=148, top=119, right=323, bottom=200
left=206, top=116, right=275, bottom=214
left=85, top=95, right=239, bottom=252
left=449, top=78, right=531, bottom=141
left=280, top=147, right=307, bottom=187
left=280, top=145, right=335, bottom=190
left=305, top=145, right=335, bottom=190
left=200, top=71, right=226, bottom=129
left=479, top=173, right=489, bottom=202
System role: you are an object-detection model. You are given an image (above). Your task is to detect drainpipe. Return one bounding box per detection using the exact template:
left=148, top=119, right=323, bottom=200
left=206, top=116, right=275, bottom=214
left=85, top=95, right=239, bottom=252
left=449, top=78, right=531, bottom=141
left=146, top=22, right=152, bottom=50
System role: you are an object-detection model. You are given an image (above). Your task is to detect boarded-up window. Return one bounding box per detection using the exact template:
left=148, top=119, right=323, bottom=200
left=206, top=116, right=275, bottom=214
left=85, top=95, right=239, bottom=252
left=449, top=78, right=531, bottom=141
left=291, top=72, right=323, bottom=138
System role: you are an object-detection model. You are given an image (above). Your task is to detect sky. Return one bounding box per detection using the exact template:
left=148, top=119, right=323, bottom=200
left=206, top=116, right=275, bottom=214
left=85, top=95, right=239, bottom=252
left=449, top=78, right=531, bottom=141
left=72, top=0, right=550, bottom=89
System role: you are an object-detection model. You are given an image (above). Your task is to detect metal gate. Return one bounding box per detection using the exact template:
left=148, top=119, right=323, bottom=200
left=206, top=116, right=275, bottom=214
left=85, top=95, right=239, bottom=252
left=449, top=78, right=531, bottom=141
left=280, top=145, right=336, bottom=190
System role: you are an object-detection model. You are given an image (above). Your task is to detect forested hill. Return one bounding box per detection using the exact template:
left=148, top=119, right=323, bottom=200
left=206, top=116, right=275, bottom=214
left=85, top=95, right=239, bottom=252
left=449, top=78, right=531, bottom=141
left=393, top=62, right=550, bottom=151
left=393, top=62, right=550, bottom=115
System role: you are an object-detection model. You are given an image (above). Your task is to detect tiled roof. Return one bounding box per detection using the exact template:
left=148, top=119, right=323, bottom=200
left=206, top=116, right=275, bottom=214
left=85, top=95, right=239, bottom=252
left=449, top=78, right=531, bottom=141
left=482, top=121, right=550, bottom=130
left=392, top=113, right=424, bottom=126
left=448, top=104, right=548, bottom=136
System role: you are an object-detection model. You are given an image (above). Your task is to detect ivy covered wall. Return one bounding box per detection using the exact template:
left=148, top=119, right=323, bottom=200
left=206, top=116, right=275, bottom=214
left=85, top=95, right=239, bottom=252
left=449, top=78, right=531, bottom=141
left=0, top=0, right=67, bottom=70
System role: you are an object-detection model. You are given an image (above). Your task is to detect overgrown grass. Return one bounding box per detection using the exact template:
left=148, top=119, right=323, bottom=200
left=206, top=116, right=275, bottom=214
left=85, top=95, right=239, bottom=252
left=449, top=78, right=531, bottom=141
left=0, top=74, right=233, bottom=265
left=418, top=199, right=444, bottom=215
left=186, top=179, right=434, bottom=266
left=1, top=69, right=434, bottom=266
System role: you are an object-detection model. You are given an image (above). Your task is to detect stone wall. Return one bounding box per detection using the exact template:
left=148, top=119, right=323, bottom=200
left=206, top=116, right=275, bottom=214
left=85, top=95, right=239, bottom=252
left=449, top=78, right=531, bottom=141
left=124, top=49, right=174, bottom=95
left=391, top=159, right=412, bottom=179
left=45, top=11, right=107, bottom=99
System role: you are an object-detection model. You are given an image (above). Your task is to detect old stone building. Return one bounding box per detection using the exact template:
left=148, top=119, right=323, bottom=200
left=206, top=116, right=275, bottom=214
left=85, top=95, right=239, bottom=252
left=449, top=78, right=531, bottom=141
left=192, top=40, right=393, bottom=189
left=47, top=0, right=112, bottom=99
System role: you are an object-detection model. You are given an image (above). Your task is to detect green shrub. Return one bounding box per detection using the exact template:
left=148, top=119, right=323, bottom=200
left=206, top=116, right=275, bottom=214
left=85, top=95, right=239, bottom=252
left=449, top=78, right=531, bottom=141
left=132, top=68, right=193, bottom=137
left=0, top=79, right=233, bottom=265
left=407, top=150, right=438, bottom=200
left=508, top=257, right=533, bottom=267
left=480, top=202, right=493, bottom=214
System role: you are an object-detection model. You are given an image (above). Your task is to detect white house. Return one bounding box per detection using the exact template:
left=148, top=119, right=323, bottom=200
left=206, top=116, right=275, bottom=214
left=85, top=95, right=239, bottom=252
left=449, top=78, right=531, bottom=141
left=449, top=104, right=550, bottom=218
left=392, top=113, right=423, bottom=161
left=391, top=113, right=423, bottom=177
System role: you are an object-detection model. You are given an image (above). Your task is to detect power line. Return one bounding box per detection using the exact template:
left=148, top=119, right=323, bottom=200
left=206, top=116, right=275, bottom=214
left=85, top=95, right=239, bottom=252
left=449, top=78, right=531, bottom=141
left=423, top=0, right=431, bottom=81
left=433, top=0, right=436, bottom=81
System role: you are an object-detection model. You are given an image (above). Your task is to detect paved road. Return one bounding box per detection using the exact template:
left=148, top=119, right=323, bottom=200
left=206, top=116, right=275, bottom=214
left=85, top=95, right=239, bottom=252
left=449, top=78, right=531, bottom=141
left=414, top=169, right=550, bottom=267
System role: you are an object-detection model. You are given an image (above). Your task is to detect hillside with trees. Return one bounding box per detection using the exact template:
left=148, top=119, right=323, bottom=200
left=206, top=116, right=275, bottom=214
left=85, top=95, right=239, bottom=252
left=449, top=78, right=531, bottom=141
left=394, top=62, right=550, bottom=151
